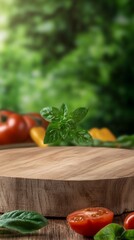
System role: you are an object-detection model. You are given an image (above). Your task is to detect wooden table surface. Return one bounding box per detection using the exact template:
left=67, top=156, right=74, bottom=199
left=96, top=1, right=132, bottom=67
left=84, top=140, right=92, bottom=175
left=0, top=213, right=128, bottom=239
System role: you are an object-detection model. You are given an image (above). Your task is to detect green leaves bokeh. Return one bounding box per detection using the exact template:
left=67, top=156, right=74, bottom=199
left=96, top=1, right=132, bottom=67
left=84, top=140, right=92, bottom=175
left=0, top=0, right=134, bottom=135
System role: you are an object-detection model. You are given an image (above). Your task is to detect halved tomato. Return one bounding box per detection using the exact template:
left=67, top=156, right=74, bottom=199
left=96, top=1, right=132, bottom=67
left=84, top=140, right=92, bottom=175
left=124, top=212, right=134, bottom=230
left=67, top=207, right=114, bottom=237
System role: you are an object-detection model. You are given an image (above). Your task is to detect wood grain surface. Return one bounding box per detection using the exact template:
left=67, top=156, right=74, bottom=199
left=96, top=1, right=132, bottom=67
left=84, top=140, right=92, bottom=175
left=0, top=213, right=128, bottom=240
left=0, top=147, right=134, bottom=217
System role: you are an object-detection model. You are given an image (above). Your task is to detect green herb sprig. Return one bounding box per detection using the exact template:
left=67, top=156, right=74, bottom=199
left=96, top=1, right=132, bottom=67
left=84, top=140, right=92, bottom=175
left=91, top=135, right=134, bottom=149
left=94, top=223, right=134, bottom=240
left=0, top=210, right=48, bottom=234
left=40, top=103, right=92, bottom=146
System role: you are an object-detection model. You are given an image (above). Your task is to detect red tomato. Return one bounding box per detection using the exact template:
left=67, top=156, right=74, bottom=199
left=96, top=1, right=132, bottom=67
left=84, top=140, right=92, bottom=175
left=0, top=112, right=28, bottom=145
left=0, top=110, right=15, bottom=117
left=22, top=113, right=49, bottom=141
left=124, top=212, right=134, bottom=230
left=23, top=113, right=49, bottom=128
left=23, top=115, right=37, bottom=133
left=67, top=207, right=114, bottom=237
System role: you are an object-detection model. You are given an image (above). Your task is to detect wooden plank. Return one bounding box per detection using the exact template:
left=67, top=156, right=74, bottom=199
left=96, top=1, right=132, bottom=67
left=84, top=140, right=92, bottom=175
left=0, top=147, right=133, bottom=216
left=0, top=213, right=128, bottom=240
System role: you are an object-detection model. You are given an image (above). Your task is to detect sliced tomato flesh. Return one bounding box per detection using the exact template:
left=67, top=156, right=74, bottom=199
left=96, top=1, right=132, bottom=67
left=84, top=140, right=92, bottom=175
left=67, top=207, right=114, bottom=237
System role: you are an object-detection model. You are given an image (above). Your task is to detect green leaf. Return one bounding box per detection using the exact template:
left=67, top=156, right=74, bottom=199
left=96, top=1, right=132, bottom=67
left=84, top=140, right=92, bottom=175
left=94, top=223, right=125, bottom=240
left=73, top=128, right=92, bottom=145
left=71, top=107, right=89, bottom=123
left=40, top=107, right=60, bottom=122
left=117, top=135, right=134, bottom=142
left=60, top=103, right=68, bottom=118
left=0, top=210, right=48, bottom=234
left=122, top=230, right=134, bottom=239
left=116, top=135, right=134, bottom=149
left=59, top=124, right=70, bottom=140
left=44, top=122, right=60, bottom=143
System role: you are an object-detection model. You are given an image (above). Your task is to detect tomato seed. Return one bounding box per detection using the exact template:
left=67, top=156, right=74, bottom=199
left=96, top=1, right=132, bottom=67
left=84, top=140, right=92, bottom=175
left=85, top=208, right=92, bottom=211
left=92, top=214, right=97, bottom=217
left=73, top=216, right=84, bottom=222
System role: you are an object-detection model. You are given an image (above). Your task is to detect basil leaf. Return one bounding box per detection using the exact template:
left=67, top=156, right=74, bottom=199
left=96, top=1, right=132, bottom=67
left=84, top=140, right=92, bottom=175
left=60, top=103, right=68, bottom=117
left=117, top=135, right=134, bottom=143
left=59, top=124, right=70, bottom=140
left=44, top=122, right=60, bottom=143
left=73, top=128, right=92, bottom=145
left=72, top=107, right=88, bottom=123
left=116, top=135, right=134, bottom=149
left=94, top=223, right=125, bottom=240
left=121, top=230, right=134, bottom=239
left=40, top=107, right=60, bottom=122
left=0, top=210, right=48, bottom=234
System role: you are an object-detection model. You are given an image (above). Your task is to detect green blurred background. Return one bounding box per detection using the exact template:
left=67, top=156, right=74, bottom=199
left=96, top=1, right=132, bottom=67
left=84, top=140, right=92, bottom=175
left=0, top=0, right=134, bottom=136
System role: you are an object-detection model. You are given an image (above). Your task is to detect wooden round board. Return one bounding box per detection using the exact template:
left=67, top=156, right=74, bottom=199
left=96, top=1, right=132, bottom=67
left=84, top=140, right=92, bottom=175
left=0, top=146, right=133, bottom=217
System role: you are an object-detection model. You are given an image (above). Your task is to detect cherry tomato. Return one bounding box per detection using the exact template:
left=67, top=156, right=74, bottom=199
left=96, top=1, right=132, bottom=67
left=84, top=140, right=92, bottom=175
left=23, top=113, right=49, bottom=128
left=0, top=110, right=15, bottom=118
left=124, top=212, right=134, bottom=230
left=67, top=207, right=114, bottom=237
left=22, top=113, right=49, bottom=141
left=0, top=112, right=28, bottom=145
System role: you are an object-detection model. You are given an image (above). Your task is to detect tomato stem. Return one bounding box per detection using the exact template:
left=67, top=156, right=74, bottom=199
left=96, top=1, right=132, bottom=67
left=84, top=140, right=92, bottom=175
left=0, top=115, right=8, bottom=122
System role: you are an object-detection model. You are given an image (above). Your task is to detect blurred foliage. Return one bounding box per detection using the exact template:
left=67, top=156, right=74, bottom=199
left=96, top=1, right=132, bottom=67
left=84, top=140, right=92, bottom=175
left=0, top=0, right=134, bottom=135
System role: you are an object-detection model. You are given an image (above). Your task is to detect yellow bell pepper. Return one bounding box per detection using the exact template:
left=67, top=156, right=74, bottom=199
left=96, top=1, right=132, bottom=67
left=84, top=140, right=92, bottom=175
left=30, top=127, right=48, bottom=147
left=99, top=128, right=116, bottom=141
left=89, top=127, right=116, bottom=142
